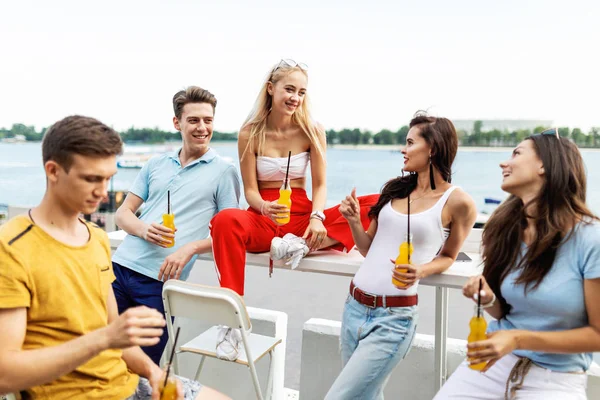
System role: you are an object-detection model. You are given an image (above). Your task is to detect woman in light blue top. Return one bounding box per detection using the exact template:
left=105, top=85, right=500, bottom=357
left=435, top=129, right=600, bottom=400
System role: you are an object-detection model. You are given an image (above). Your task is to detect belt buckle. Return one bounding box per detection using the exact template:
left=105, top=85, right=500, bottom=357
left=363, top=292, right=377, bottom=308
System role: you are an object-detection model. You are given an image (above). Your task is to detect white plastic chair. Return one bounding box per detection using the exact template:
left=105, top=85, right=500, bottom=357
left=162, top=281, right=281, bottom=400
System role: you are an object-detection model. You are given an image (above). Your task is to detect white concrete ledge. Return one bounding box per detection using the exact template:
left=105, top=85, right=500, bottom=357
left=108, top=229, right=484, bottom=289
left=299, top=318, right=600, bottom=400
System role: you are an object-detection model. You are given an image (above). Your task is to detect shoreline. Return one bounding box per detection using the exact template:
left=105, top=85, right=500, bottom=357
left=3, top=141, right=600, bottom=153
left=328, top=144, right=600, bottom=152
left=328, top=144, right=514, bottom=152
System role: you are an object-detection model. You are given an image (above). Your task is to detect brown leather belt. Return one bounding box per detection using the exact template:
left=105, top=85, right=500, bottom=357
left=350, top=281, right=418, bottom=308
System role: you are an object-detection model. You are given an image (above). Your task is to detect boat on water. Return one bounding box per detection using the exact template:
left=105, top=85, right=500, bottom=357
left=117, top=153, right=153, bottom=169
left=474, top=212, right=489, bottom=228
left=0, top=134, right=27, bottom=143
left=484, top=197, right=502, bottom=204
left=117, top=155, right=234, bottom=169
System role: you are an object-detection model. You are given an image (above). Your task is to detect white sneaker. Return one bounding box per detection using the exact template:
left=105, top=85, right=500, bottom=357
left=216, top=326, right=242, bottom=361
left=270, top=233, right=310, bottom=270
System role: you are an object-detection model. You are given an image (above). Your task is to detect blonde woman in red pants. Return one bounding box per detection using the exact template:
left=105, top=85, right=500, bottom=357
left=209, top=60, right=378, bottom=359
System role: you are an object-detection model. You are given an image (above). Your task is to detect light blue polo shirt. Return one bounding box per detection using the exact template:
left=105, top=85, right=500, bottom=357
left=112, top=148, right=240, bottom=281
left=488, top=220, right=600, bottom=372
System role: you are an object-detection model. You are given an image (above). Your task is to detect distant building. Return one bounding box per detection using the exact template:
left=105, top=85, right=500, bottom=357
left=453, top=120, right=553, bottom=133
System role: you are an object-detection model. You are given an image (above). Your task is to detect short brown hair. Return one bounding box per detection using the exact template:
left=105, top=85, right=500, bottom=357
left=42, top=115, right=123, bottom=171
left=173, top=86, right=217, bottom=120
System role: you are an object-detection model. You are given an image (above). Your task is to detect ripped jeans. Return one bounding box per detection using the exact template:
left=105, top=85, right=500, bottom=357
left=325, top=295, right=418, bottom=400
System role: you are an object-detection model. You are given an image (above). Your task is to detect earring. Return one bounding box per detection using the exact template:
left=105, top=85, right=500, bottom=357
left=429, top=156, right=436, bottom=190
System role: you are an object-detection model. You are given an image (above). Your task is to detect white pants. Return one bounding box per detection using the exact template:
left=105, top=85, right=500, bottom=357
left=434, top=353, right=587, bottom=400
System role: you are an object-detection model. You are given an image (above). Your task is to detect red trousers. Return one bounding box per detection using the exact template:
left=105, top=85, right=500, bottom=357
left=210, top=188, right=379, bottom=295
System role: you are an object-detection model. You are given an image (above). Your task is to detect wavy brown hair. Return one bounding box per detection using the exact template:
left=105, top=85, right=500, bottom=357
left=482, top=135, right=598, bottom=316
left=369, top=112, right=458, bottom=219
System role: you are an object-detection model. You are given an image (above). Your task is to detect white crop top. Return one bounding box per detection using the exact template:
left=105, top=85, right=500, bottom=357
left=256, top=152, right=310, bottom=181
left=352, top=186, right=458, bottom=297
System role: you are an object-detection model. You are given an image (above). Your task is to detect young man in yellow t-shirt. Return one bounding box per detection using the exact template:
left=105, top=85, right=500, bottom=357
left=0, top=116, right=228, bottom=400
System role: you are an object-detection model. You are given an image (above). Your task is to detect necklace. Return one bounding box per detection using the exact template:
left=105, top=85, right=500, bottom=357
left=409, top=190, right=431, bottom=204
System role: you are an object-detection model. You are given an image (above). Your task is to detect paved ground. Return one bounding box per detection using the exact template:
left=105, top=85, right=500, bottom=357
left=189, top=261, right=476, bottom=391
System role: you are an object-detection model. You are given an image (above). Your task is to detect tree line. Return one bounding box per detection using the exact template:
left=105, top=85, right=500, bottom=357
left=0, top=125, right=237, bottom=143
left=326, top=123, right=600, bottom=148
left=2, top=122, right=600, bottom=148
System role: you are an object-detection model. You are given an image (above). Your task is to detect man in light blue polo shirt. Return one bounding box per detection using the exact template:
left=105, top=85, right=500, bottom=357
left=112, top=86, right=240, bottom=364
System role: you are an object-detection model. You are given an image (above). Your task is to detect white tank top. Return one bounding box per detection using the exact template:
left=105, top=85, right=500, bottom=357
left=352, top=186, right=458, bottom=296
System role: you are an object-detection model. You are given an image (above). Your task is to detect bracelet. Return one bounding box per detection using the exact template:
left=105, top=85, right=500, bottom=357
left=260, top=201, right=268, bottom=216
left=481, top=293, right=496, bottom=308
left=310, top=210, right=325, bottom=222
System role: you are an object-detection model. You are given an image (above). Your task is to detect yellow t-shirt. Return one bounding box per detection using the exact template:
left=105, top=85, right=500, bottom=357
left=0, top=216, right=139, bottom=399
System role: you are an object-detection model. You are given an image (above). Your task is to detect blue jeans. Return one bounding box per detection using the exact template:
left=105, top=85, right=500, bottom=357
left=112, top=262, right=168, bottom=365
left=126, top=375, right=202, bottom=399
left=325, top=295, right=418, bottom=400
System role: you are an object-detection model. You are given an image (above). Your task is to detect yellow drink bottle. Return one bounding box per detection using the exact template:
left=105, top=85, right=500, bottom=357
left=275, top=180, right=292, bottom=225
left=162, top=213, right=175, bottom=248
left=160, top=377, right=177, bottom=400
left=468, top=305, right=488, bottom=371
left=392, top=233, right=413, bottom=288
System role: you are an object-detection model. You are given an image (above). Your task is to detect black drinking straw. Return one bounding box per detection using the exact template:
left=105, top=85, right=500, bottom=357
left=167, top=190, right=171, bottom=214
left=407, top=193, right=411, bottom=263
left=284, top=151, right=291, bottom=185
left=477, top=279, right=483, bottom=318
left=163, top=326, right=181, bottom=389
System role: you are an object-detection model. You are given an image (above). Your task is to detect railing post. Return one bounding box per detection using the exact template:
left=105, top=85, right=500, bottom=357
left=434, top=286, right=449, bottom=393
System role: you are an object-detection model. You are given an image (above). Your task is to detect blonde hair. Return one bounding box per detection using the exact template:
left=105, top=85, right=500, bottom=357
left=240, top=63, right=324, bottom=161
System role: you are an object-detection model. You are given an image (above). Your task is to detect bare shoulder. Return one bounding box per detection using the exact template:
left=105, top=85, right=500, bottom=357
left=238, top=124, right=252, bottom=141
left=447, top=187, right=477, bottom=216
left=312, top=121, right=327, bottom=147
left=237, top=124, right=256, bottom=157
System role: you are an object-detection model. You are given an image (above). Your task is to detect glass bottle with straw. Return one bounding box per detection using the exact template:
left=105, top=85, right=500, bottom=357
left=162, top=190, right=175, bottom=248
left=275, top=151, right=292, bottom=225
left=160, top=327, right=181, bottom=400
left=392, top=193, right=414, bottom=288
left=468, top=279, right=488, bottom=370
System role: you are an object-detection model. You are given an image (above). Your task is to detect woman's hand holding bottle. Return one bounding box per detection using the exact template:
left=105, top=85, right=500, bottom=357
left=260, top=200, right=290, bottom=226
left=462, top=275, right=495, bottom=305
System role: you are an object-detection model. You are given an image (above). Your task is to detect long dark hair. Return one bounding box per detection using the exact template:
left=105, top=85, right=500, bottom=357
left=482, top=135, right=598, bottom=316
left=369, top=112, right=458, bottom=219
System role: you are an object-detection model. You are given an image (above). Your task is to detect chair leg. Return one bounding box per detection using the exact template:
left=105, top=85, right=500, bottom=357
left=172, top=351, right=179, bottom=375
left=264, top=350, right=274, bottom=400
left=247, top=360, right=264, bottom=400
left=194, top=355, right=206, bottom=381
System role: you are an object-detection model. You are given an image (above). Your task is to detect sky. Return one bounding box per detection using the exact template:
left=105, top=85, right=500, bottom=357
left=1, top=0, right=599, bottom=133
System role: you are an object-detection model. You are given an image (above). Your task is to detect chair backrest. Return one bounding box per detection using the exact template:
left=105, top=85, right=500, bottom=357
left=162, top=281, right=252, bottom=331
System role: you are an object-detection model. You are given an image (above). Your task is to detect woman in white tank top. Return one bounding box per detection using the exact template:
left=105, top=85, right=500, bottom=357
left=325, top=112, right=477, bottom=400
